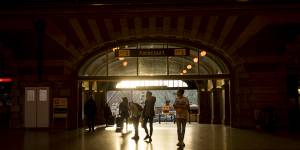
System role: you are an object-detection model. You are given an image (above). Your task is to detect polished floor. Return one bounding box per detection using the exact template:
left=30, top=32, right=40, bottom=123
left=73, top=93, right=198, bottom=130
left=1, top=123, right=300, bottom=150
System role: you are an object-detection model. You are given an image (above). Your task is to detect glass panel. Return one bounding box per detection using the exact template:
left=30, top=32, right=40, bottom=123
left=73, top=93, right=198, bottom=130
left=39, top=89, right=48, bottom=101
left=108, top=52, right=137, bottom=76
left=81, top=54, right=107, bottom=76
left=139, top=57, right=167, bottom=76
left=106, top=90, right=132, bottom=116
left=26, top=90, right=35, bottom=102
left=139, top=43, right=165, bottom=49
left=168, top=56, right=198, bottom=75
left=199, top=65, right=209, bottom=75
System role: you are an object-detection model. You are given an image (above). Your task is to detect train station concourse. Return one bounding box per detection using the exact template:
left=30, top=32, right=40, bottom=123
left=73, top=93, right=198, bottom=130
left=1, top=0, right=300, bottom=149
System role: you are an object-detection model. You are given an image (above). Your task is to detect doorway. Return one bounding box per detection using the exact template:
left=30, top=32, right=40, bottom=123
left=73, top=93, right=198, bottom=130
left=24, top=87, right=49, bottom=128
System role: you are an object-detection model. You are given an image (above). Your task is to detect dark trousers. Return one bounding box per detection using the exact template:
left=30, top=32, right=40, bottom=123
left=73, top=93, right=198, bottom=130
left=120, top=116, right=128, bottom=130
left=176, top=118, right=187, bottom=142
left=143, top=116, right=154, bottom=137
left=87, top=116, right=95, bottom=131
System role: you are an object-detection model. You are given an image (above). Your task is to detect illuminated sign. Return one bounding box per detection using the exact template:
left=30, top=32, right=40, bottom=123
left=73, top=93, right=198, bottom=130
left=115, top=48, right=190, bottom=57
left=0, top=78, right=13, bottom=83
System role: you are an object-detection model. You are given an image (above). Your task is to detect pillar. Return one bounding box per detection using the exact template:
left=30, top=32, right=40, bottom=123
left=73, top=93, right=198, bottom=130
left=224, top=80, right=231, bottom=125
left=199, top=91, right=211, bottom=124
left=212, top=80, right=222, bottom=124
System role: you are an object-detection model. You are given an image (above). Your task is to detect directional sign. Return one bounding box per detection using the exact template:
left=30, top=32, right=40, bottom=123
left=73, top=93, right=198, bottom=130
left=115, top=48, right=190, bottom=57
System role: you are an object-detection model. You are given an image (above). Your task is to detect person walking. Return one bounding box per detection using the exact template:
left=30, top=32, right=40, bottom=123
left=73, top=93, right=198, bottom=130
left=173, top=89, right=190, bottom=147
left=129, top=101, right=143, bottom=140
left=84, top=94, right=97, bottom=133
left=119, top=97, right=129, bottom=132
left=142, top=91, right=156, bottom=142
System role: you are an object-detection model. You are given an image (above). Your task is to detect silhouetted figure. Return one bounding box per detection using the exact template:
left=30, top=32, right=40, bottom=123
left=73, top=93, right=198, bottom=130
left=142, top=91, right=156, bottom=142
left=129, top=101, right=143, bottom=140
left=0, top=97, right=10, bottom=128
left=84, top=95, right=97, bottom=132
left=288, top=98, right=300, bottom=133
left=173, top=89, right=190, bottom=147
left=119, top=97, right=129, bottom=132
left=104, top=102, right=113, bottom=127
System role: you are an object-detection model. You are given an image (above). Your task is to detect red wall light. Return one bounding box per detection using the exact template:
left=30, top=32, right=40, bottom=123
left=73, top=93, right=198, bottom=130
left=0, top=78, right=13, bottom=83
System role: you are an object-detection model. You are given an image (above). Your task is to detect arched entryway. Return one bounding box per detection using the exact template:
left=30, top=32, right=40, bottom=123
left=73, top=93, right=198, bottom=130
left=77, top=41, right=232, bottom=127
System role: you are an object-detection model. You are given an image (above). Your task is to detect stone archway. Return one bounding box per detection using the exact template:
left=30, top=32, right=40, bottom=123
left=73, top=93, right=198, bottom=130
left=76, top=39, right=234, bottom=126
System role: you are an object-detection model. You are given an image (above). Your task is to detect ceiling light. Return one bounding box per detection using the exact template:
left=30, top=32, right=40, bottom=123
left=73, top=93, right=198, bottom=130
left=182, top=69, right=187, bottom=74
left=200, top=50, right=207, bottom=57
left=118, top=57, right=125, bottom=61
left=187, top=64, right=192, bottom=70
left=193, top=57, right=198, bottom=63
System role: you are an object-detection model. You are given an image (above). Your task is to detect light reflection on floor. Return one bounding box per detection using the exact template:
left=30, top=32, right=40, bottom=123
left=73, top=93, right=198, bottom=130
left=2, top=122, right=300, bottom=150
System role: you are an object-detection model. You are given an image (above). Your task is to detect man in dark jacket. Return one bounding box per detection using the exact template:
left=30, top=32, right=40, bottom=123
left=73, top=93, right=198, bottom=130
left=119, top=97, right=129, bottom=131
left=84, top=95, right=97, bottom=132
left=142, top=91, right=156, bottom=142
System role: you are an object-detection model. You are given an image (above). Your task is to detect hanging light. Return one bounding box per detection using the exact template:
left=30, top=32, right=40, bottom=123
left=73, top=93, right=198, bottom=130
left=123, top=61, right=128, bottom=67
left=187, top=64, right=192, bottom=70
left=200, top=50, right=207, bottom=56
left=180, top=73, right=183, bottom=75
left=182, top=69, right=187, bottom=74
left=112, top=47, right=119, bottom=52
left=193, top=57, right=198, bottom=63
left=118, top=57, right=125, bottom=61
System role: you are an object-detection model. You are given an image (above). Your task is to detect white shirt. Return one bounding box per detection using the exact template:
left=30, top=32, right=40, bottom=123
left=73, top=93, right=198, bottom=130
left=173, top=97, right=189, bottom=119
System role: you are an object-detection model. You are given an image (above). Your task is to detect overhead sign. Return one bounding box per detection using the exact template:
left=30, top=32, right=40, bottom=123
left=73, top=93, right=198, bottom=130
left=115, top=48, right=190, bottom=57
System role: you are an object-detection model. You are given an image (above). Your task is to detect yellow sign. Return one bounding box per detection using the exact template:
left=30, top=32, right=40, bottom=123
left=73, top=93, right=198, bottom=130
left=174, top=49, right=187, bottom=56
left=118, top=50, right=130, bottom=57
left=53, top=98, right=67, bottom=108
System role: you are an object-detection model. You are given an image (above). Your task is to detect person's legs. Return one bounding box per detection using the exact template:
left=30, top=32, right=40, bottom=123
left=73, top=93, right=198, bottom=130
left=132, top=117, right=139, bottom=139
left=120, top=115, right=125, bottom=129
left=181, top=119, right=187, bottom=145
left=177, top=119, right=182, bottom=142
left=92, top=117, right=95, bottom=132
left=125, top=117, right=128, bottom=132
left=143, top=117, right=150, bottom=139
left=149, top=117, right=154, bottom=137
left=88, top=117, right=92, bottom=132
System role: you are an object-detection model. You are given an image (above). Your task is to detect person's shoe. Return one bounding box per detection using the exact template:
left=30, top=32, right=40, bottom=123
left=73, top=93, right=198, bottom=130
left=149, top=137, right=152, bottom=142
left=144, top=135, right=150, bottom=140
left=176, top=142, right=181, bottom=146
left=182, top=142, right=185, bottom=146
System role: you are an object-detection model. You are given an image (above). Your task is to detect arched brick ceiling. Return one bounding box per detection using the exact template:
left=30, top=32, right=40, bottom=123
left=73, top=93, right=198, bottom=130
left=0, top=3, right=300, bottom=70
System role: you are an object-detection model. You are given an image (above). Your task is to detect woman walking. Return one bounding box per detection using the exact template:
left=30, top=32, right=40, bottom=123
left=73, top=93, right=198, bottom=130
left=173, top=89, right=190, bottom=147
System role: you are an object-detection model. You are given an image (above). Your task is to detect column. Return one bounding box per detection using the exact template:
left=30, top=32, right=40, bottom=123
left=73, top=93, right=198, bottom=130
left=212, top=80, right=222, bottom=124
left=197, top=80, right=211, bottom=124
left=199, top=90, right=211, bottom=124
left=224, top=80, right=231, bottom=125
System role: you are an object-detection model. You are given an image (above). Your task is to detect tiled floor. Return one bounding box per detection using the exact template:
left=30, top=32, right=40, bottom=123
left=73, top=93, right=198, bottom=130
left=1, top=123, right=300, bottom=150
